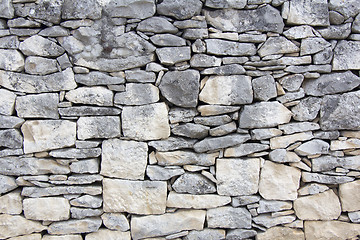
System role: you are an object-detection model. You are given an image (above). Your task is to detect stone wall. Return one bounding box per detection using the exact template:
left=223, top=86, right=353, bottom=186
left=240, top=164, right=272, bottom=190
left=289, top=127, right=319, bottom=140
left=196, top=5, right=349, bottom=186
left=0, top=0, right=360, bottom=239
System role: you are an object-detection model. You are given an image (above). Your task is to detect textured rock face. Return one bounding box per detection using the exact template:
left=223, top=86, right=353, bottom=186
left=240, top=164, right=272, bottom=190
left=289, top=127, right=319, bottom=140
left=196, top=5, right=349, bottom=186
left=23, top=197, right=70, bottom=221
left=287, top=0, right=330, bottom=26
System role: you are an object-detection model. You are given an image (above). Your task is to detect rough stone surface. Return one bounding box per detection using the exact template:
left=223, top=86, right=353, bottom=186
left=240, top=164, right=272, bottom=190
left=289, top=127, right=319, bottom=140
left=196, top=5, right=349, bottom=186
left=258, top=37, right=299, bottom=57
left=194, top=134, right=251, bottom=153
left=65, top=87, right=113, bottom=106
left=304, top=221, right=360, bottom=240
left=157, top=0, right=203, bottom=20
left=207, top=207, right=251, bottom=229
left=333, top=41, right=360, bottom=70
left=114, top=83, right=159, bottom=105
left=0, top=175, right=17, bottom=195
left=172, top=173, right=216, bottom=194
left=20, top=35, right=64, bottom=57
left=85, top=229, right=131, bottom=240
left=0, top=49, right=24, bottom=72
left=23, top=197, right=70, bottom=221
left=155, top=151, right=218, bottom=166
left=167, top=192, right=231, bottom=209
left=287, top=0, right=329, bottom=26
left=48, top=218, right=102, bottom=235
left=0, top=214, right=46, bottom=239
left=77, top=116, right=120, bottom=140
left=339, top=180, right=360, bottom=212
left=0, top=88, right=16, bottom=116
left=25, top=56, right=58, bottom=75
left=15, top=93, right=59, bottom=119
left=256, top=227, right=304, bottom=240
left=206, top=39, right=256, bottom=56
left=62, top=0, right=101, bottom=20
left=102, top=0, right=155, bottom=19
left=0, top=191, right=22, bottom=215
left=101, top=213, right=130, bottom=231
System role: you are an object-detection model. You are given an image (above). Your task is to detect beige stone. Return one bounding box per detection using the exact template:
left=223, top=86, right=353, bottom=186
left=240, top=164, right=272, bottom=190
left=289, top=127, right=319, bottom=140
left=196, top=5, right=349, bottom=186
left=339, top=179, right=360, bottom=211
left=156, top=151, right=218, bottom=166
left=294, top=190, right=341, bottom=220
left=85, top=229, right=131, bottom=240
left=256, top=227, right=304, bottom=240
left=65, top=87, right=113, bottom=106
left=0, top=190, right=22, bottom=214
left=103, top=178, right=167, bottom=215
left=304, top=221, right=360, bottom=240
left=23, top=197, right=70, bottom=221
left=270, top=131, right=313, bottom=149
left=259, top=161, right=301, bottom=200
left=42, top=235, right=82, bottom=240
left=0, top=214, right=46, bottom=239
left=131, top=210, right=206, bottom=240
left=48, top=218, right=102, bottom=235
left=330, top=138, right=360, bottom=150
left=167, top=192, right=231, bottom=209
left=8, top=234, right=42, bottom=240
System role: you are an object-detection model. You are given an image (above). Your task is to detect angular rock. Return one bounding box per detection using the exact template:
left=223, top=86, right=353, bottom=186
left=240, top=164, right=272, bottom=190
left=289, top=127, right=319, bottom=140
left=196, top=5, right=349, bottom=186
left=85, top=229, right=131, bottom=240
left=172, top=123, right=209, bottom=139
left=253, top=214, right=296, bottom=228
left=0, top=0, right=13, bottom=18
left=329, top=0, right=360, bottom=18
left=156, top=47, right=191, bottom=65
left=131, top=210, right=206, bottom=240
left=0, top=175, right=17, bottom=195
left=122, top=103, right=170, bottom=141
left=65, top=87, right=113, bottom=106
left=149, top=137, right=196, bottom=151
left=14, top=0, right=63, bottom=24
left=0, top=36, right=19, bottom=49
left=101, top=139, right=147, bottom=180
left=285, top=64, right=332, bottom=73
left=298, top=183, right=329, bottom=196
left=150, top=34, right=186, bottom=47
left=258, top=37, right=299, bottom=57
left=125, top=70, right=156, bottom=83
left=304, top=221, right=360, bottom=240
left=197, top=105, right=239, bottom=116
left=353, top=14, right=360, bottom=33
left=339, top=180, right=360, bottom=212
left=194, top=134, right=251, bottom=153
left=216, top=158, right=260, bottom=196
left=204, top=5, right=284, bottom=33
left=251, top=128, right=282, bottom=140
left=167, top=192, right=231, bottom=209
left=169, top=107, right=198, bottom=123
left=0, top=214, right=46, bottom=239
left=155, top=151, right=218, bottom=166
left=22, top=186, right=102, bottom=198
left=190, top=54, right=221, bottom=68
left=252, top=75, right=277, bottom=101
left=300, top=37, right=331, bottom=55
left=137, top=17, right=177, bottom=34
left=194, top=115, right=232, bottom=127
left=331, top=138, right=360, bottom=150
left=157, top=0, right=203, bottom=20
left=259, top=161, right=301, bottom=200
left=0, top=129, right=22, bottom=148
left=302, top=172, right=354, bottom=184
left=159, top=70, right=200, bottom=108
left=101, top=213, right=129, bottom=231
left=70, top=195, right=102, bottom=209
left=348, top=211, right=360, bottom=223
left=270, top=132, right=313, bottom=149
left=15, top=93, right=59, bottom=119
left=71, top=207, right=103, bottom=219
left=0, top=190, right=22, bottom=215
left=258, top=200, right=292, bottom=214
left=0, top=68, right=76, bottom=93
left=57, top=36, right=84, bottom=55
left=77, top=116, right=120, bottom=140
left=205, top=0, right=246, bottom=9
left=209, top=122, right=237, bottom=136
left=70, top=159, right=100, bottom=174
left=49, top=148, right=101, bottom=159
left=146, top=165, right=184, bottom=181
left=206, top=39, right=256, bottom=56
left=333, top=41, right=360, bottom=70
left=201, top=64, right=246, bottom=76
left=294, top=139, right=329, bottom=156
left=0, top=88, right=16, bottom=116
left=183, top=28, right=208, bottom=40
left=207, top=207, right=251, bottom=229
left=0, top=49, right=24, bottom=72
left=232, top=195, right=261, bottom=207
left=278, top=122, right=320, bottom=135
left=269, top=149, right=301, bottom=163
left=24, top=197, right=70, bottom=221
left=62, top=0, right=101, bottom=20
left=172, top=172, right=216, bottom=194
left=283, top=25, right=316, bottom=39
left=25, top=56, right=58, bottom=75
left=227, top=229, right=257, bottom=240
left=199, top=75, right=253, bottom=105
left=75, top=72, right=124, bottom=86
left=257, top=227, right=304, bottom=240
left=287, top=0, right=329, bottom=26
left=19, top=35, right=64, bottom=57
left=102, top=0, right=155, bottom=19
left=291, top=97, right=321, bottom=121
left=114, top=83, right=159, bottom=105
left=48, top=218, right=102, bottom=235
left=21, top=120, right=76, bottom=154
left=184, top=229, right=225, bottom=240
left=318, top=23, right=351, bottom=39
left=59, top=106, right=120, bottom=117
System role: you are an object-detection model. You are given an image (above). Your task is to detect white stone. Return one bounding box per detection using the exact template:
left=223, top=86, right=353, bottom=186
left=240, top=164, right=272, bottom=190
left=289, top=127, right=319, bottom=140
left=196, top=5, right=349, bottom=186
left=330, top=138, right=360, bottom=151
left=0, top=191, right=22, bottom=215
left=0, top=88, right=16, bottom=115
left=0, top=49, right=24, bottom=72
left=287, top=0, right=329, bottom=26
left=0, top=214, right=46, bottom=239
left=101, top=213, right=130, bottom=231
left=42, top=235, right=82, bottom=240
left=295, top=139, right=329, bottom=156
left=270, top=132, right=313, bottom=149
left=85, top=229, right=131, bottom=240
left=48, top=218, right=102, bottom=235
left=23, top=197, right=70, bottom=221
left=256, top=227, right=304, bottom=240
left=65, top=87, right=113, bottom=106
left=167, top=192, right=231, bottom=209
left=339, top=180, right=360, bottom=212
left=155, top=151, right=218, bottom=166
left=114, top=83, right=159, bottom=105
left=304, top=221, right=360, bottom=240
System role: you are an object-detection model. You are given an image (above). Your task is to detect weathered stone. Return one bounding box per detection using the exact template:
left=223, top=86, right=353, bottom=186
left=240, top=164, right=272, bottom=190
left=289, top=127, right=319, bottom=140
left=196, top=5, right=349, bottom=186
left=226, top=229, right=257, bottom=240
left=103, top=179, right=167, bottom=215
left=65, top=87, right=113, bottom=106
left=302, top=172, right=354, bottom=184
left=287, top=0, right=329, bottom=26
left=159, top=70, right=200, bottom=108
left=57, top=36, right=84, bottom=55
left=298, top=183, right=329, bottom=196
left=333, top=41, right=360, bottom=70
left=225, top=143, right=269, bottom=157
left=184, top=229, right=225, bottom=240
left=0, top=190, right=22, bottom=214
left=339, top=180, right=360, bottom=212
left=206, top=39, right=256, bottom=56
left=48, top=218, right=102, bottom=235
left=14, top=0, right=62, bottom=23
left=146, top=165, right=184, bottom=181
left=0, top=49, right=24, bottom=72
left=101, top=213, right=130, bottom=231
left=278, top=122, right=320, bottom=135
left=122, top=103, right=170, bottom=141
left=70, top=159, right=99, bottom=174
left=257, top=227, right=304, bottom=240
left=70, top=195, right=102, bottom=209
left=149, top=137, right=196, bottom=151
left=349, top=211, right=360, bottom=223
left=71, top=207, right=103, bottom=219
left=270, top=132, right=313, bottom=149
left=258, top=200, right=292, bottom=214
left=62, top=0, right=101, bottom=20
left=131, top=210, right=206, bottom=240
left=353, top=14, right=360, bottom=33
left=174, top=19, right=207, bottom=29
left=15, top=93, right=59, bottom=119
left=259, top=161, right=301, bottom=200
left=253, top=215, right=296, bottom=228
left=207, top=207, right=251, bottom=229
left=49, top=148, right=101, bottom=159
left=155, top=151, right=218, bottom=166
left=209, top=121, right=237, bottom=136
left=190, top=54, right=221, bottom=68
left=283, top=25, right=316, bottom=39
left=197, top=105, right=240, bottom=116
left=252, top=75, right=277, bottom=101
left=101, top=139, right=147, bottom=180
left=201, top=64, right=246, bottom=76
left=329, top=10, right=345, bottom=24
left=0, top=175, right=17, bottom=195
left=194, top=134, right=251, bottom=153
left=304, top=221, right=360, bottom=240
left=200, top=75, right=253, bottom=105
left=295, top=139, right=329, bottom=156
left=156, top=47, right=191, bottom=65
left=0, top=0, right=14, bottom=18
left=172, top=172, right=216, bottom=194
left=0, top=214, right=46, bottom=239
left=157, top=0, right=202, bottom=20
left=22, top=186, right=102, bottom=198
left=24, top=197, right=70, bottom=221
left=232, top=195, right=260, bottom=207
left=77, top=116, right=120, bottom=140
left=285, top=64, right=332, bottom=74
left=85, top=229, right=131, bottom=240
left=239, top=102, right=292, bottom=129
left=194, top=115, right=232, bottom=127
left=300, top=37, right=331, bottom=56
left=183, top=28, right=209, bottom=40
left=0, top=89, right=15, bottom=116
left=137, top=17, right=177, bottom=34
left=279, top=56, right=312, bottom=66
left=205, top=0, right=246, bottom=8
left=39, top=26, right=69, bottom=37
left=331, top=138, right=360, bottom=150
left=216, top=158, right=260, bottom=196
left=320, top=91, right=360, bottom=130
left=258, top=37, right=299, bottom=57
left=292, top=97, right=321, bottom=121
left=0, top=68, right=76, bottom=93
left=75, top=72, right=124, bottom=86
left=59, top=106, right=120, bottom=117
left=318, top=23, right=351, bottom=39
left=251, top=128, right=282, bottom=140
left=150, top=34, right=186, bottom=47
left=0, top=36, right=19, bottom=49
left=172, top=123, right=209, bottom=139
left=125, top=70, right=156, bottom=83
left=167, top=192, right=231, bottom=209
left=204, top=5, right=284, bottom=33
left=22, top=120, right=76, bottom=154
left=314, top=130, right=340, bottom=140
left=25, top=56, right=58, bottom=75
left=114, top=83, right=159, bottom=105
left=19, top=35, right=64, bottom=57
left=8, top=233, right=42, bottom=240
left=169, top=108, right=198, bottom=123
left=329, top=0, right=360, bottom=18
left=269, top=149, right=301, bottom=163
left=0, top=129, right=22, bottom=148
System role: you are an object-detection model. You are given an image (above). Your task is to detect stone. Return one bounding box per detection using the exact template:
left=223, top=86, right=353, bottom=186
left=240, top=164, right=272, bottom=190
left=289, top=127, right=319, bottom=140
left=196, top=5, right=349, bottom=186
left=204, top=5, right=284, bottom=33
left=294, top=139, right=329, bottom=156
left=318, top=23, right=351, bottom=39
left=329, top=10, right=345, bottom=24
left=59, top=106, right=120, bottom=117
left=62, top=0, right=101, bottom=20
left=269, top=149, right=301, bottom=163
left=39, top=26, right=69, bottom=37
left=329, top=0, right=360, bottom=18
left=122, top=103, right=170, bottom=141
left=197, top=105, right=240, bottom=116
left=251, top=128, right=282, bottom=140
left=0, top=191, right=22, bottom=214
left=0, top=129, right=22, bottom=148
left=149, top=137, right=196, bottom=151
left=194, top=134, right=251, bottom=153
left=353, top=14, right=360, bottom=33
left=258, top=200, right=292, bottom=214
left=0, top=36, right=19, bottom=49
left=49, top=148, right=101, bottom=159
left=157, top=0, right=203, bottom=20
left=103, top=179, right=167, bottom=215
left=14, top=0, right=63, bottom=23
left=300, top=37, right=331, bottom=55
left=85, top=229, right=131, bottom=240
left=190, top=54, right=221, bottom=68
left=15, top=93, right=59, bottom=119
left=259, top=161, right=301, bottom=200
left=172, top=172, right=216, bottom=194
left=70, top=195, right=102, bottom=208
left=252, top=75, right=277, bottom=101
left=258, top=37, right=299, bottom=57
left=0, top=175, right=17, bottom=195
left=333, top=41, right=360, bottom=70
left=349, top=211, right=360, bottom=223
left=137, top=17, right=177, bottom=34
left=227, top=229, right=257, bottom=240
left=75, top=72, right=124, bottom=86
left=0, top=49, right=24, bottom=72
left=169, top=108, right=198, bottom=123
left=24, top=197, right=70, bottom=221
left=125, top=70, right=156, bottom=83
left=183, top=29, right=209, bottom=40
left=216, top=158, right=260, bottom=196
left=339, top=180, right=360, bottom=212
left=19, top=35, right=64, bottom=57
left=101, top=213, right=130, bottom=231
left=292, top=97, right=321, bottom=121
left=0, top=0, right=14, bottom=18
left=201, top=64, right=246, bottom=76
left=48, top=218, right=102, bottom=235
left=279, top=56, right=312, bottom=65
left=77, top=116, right=120, bottom=140
left=22, top=186, right=102, bottom=198
left=167, top=192, right=231, bottom=209
left=159, top=70, right=200, bottom=108
left=199, top=75, right=253, bottom=105
left=131, top=210, right=206, bottom=240
left=156, top=47, right=191, bottom=65
left=150, top=34, right=186, bottom=47
left=57, top=36, right=84, bottom=55
left=209, top=122, right=237, bottom=136
left=256, top=227, right=304, bottom=240
left=65, top=87, right=113, bottom=106
left=0, top=214, right=46, bottom=239
left=8, top=234, right=42, bottom=240
left=239, top=102, right=292, bottom=129
left=0, top=88, right=16, bottom=115
left=155, top=151, right=218, bottom=166
left=253, top=215, right=296, bottom=228
left=71, top=207, right=103, bottom=219
left=302, top=172, right=354, bottom=184
left=270, top=132, right=313, bottom=149
left=0, top=68, right=76, bottom=93
left=174, top=19, right=207, bottom=29
left=101, top=0, right=155, bottom=19
left=194, top=115, right=232, bottom=127
left=304, top=221, right=360, bottom=240
left=146, top=165, right=184, bottom=181
left=205, top=0, right=246, bottom=9
left=101, top=139, right=147, bottom=180
left=298, top=183, right=329, bottom=196
left=283, top=25, right=316, bottom=39
left=70, top=159, right=100, bottom=174
left=25, top=56, right=58, bottom=75
left=205, top=39, right=256, bottom=56
left=287, top=0, right=329, bottom=26
left=320, top=91, right=360, bottom=130
left=279, top=122, right=320, bottom=135
left=114, top=83, right=159, bottom=105
left=184, top=229, right=225, bottom=240
left=172, top=123, right=209, bottom=139
left=207, top=207, right=251, bottom=229
left=21, top=120, right=76, bottom=154
left=285, top=65, right=332, bottom=74
left=331, top=138, right=360, bottom=150
left=232, top=195, right=260, bottom=207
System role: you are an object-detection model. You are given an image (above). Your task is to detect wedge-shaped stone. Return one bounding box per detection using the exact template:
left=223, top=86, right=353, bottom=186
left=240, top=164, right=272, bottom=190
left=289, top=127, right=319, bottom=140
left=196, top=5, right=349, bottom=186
left=131, top=210, right=206, bottom=240
left=0, top=68, right=76, bottom=93
left=200, top=75, right=252, bottom=105
left=194, top=134, right=251, bottom=153
left=258, top=37, right=299, bottom=57
left=167, top=192, right=231, bottom=209
left=101, top=213, right=129, bottom=231
left=0, top=214, right=46, bottom=239
left=103, top=179, right=167, bottom=215
left=156, top=151, right=218, bottom=166
left=205, top=39, right=256, bottom=56
left=157, top=0, right=202, bottom=20
left=102, top=0, right=155, bottom=19
left=0, top=49, right=24, bottom=72
left=122, top=103, right=170, bottom=141
left=15, top=93, right=59, bottom=119
left=146, top=165, right=184, bottom=181
left=298, top=183, right=329, bottom=196
left=70, top=195, right=102, bottom=209
left=252, top=75, right=277, bottom=101
left=207, top=207, right=251, bottom=229
left=331, top=138, right=360, bottom=150
left=291, top=97, right=321, bottom=121
left=0, top=0, right=14, bottom=18
left=217, top=158, right=260, bottom=196
left=85, top=229, right=131, bottom=240
left=14, top=0, right=62, bottom=23
left=172, top=173, right=216, bottom=194
left=198, top=105, right=240, bottom=116
left=201, top=64, right=245, bottom=75
left=101, top=139, right=147, bottom=180
left=300, top=37, right=331, bottom=55
left=302, top=172, right=354, bottom=184
left=19, top=35, right=64, bottom=57
left=269, top=149, right=301, bottom=163
left=22, top=186, right=102, bottom=198
left=48, top=218, right=102, bottom=235
left=0, top=191, right=22, bottom=214
left=287, top=0, right=329, bottom=26
left=137, top=17, right=177, bottom=34
left=75, top=72, right=124, bottom=86
left=295, top=139, right=329, bottom=156
left=172, top=123, right=209, bottom=139
left=339, top=180, right=360, bottom=212
left=115, top=83, right=159, bottom=105
left=270, top=132, right=313, bottom=149
left=224, top=143, right=269, bottom=157
left=204, top=5, right=284, bottom=33
left=156, top=47, right=191, bottom=65
left=24, top=197, right=70, bottom=221
left=65, top=87, right=113, bottom=106
left=257, top=227, right=304, bottom=240
left=278, top=122, right=320, bottom=135
left=77, top=116, right=120, bottom=140
left=333, top=41, right=360, bottom=70
left=304, top=221, right=360, bottom=240
left=22, top=120, right=76, bottom=154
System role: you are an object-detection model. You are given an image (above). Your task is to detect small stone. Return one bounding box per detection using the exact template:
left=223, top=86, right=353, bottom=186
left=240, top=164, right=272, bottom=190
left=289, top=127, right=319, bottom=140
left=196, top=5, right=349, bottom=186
left=0, top=36, right=19, bottom=49
left=101, top=213, right=130, bottom=231
left=167, top=192, right=231, bottom=209
left=251, top=128, right=282, bottom=140
left=270, top=132, right=313, bottom=149
left=65, top=87, right=113, bottom=106
left=125, top=70, right=156, bottom=83
left=258, top=200, right=292, bottom=214
left=137, top=17, right=177, bottom=34
left=172, top=172, right=216, bottom=194
left=172, top=123, right=209, bottom=139
left=71, top=207, right=103, bottom=219
left=197, top=105, right=240, bottom=116
left=318, top=23, right=352, bottom=39
left=279, top=122, right=320, bottom=135
left=304, top=221, right=360, bottom=240
left=224, top=143, right=269, bottom=157
left=59, top=106, right=121, bottom=117
left=77, top=116, right=120, bottom=140
left=150, top=34, right=186, bottom=47
left=329, top=10, right=345, bottom=24
left=169, top=108, right=198, bottom=123
left=252, top=75, right=277, bottom=101
left=149, top=137, right=196, bottom=151
left=313, top=47, right=334, bottom=65
left=298, top=183, right=329, bottom=196
left=207, top=207, right=251, bottom=229
left=15, top=93, right=59, bottom=119
left=24, top=197, right=70, bottom=221
left=57, top=36, right=84, bottom=55
left=0, top=0, right=14, bottom=18
left=201, top=64, right=246, bottom=76
left=0, top=190, right=22, bottom=215
left=25, top=56, right=58, bottom=75
left=70, top=159, right=100, bottom=174
left=294, top=139, right=329, bottom=156
left=353, top=14, right=360, bottom=33
left=0, top=175, right=17, bottom=195
left=278, top=56, right=312, bottom=66
left=157, top=0, right=203, bottom=20
left=253, top=214, right=296, bottom=228
left=62, top=0, right=101, bottom=20
left=70, top=195, right=102, bottom=208
left=209, top=121, right=237, bottom=136
left=39, top=26, right=69, bottom=37
left=232, top=195, right=260, bottom=207
left=48, top=218, right=102, bottom=235
left=226, top=229, right=257, bottom=240
left=184, top=229, right=225, bottom=240
left=0, top=214, right=46, bottom=239
left=291, top=97, right=321, bottom=121
left=300, top=37, right=331, bottom=56
left=256, top=227, right=304, bottom=240
left=0, top=49, right=24, bottom=72
left=102, top=0, right=155, bottom=19
left=155, top=151, right=218, bottom=166
left=333, top=40, right=360, bottom=70
left=258, top=37, right=299, bottom=57
left=285, top=64, right=332, bottom=74
left=205, top=0, right=246, bottom=9
left=85, top=229, right=130, bottom=240
left=206, top=39, right=256, bottom=56
left=194, top=134, right=251, bottom=153
left=0, top=129, right=22, bottom=148
left=19, top=35, right=64, bottom=57
left=183, top=28, right=208, bottom=40
left=283, top=25, right=316, bottom=39
left=339, top=180, right=360, bottom=212
left=156, top=47, right=191, bottom=65
left=269, top=149, right=301, bottom=163
left=302, top=172, right=354, bottom=184
left=287, top=0, right=329, bottom=26
left=174, top=19, right=207, bottom=29
left=194, top=115, right=232, bottom=127
left=348, top=211, right=360, bottom=223
left=146, top=165, right=184, bottom=181
left=75, top=72, right=124, bottom=86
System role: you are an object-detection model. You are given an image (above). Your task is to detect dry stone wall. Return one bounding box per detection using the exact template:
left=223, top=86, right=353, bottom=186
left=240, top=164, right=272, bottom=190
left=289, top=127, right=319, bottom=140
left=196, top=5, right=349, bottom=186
left=0, top=0, right=360, bottom=239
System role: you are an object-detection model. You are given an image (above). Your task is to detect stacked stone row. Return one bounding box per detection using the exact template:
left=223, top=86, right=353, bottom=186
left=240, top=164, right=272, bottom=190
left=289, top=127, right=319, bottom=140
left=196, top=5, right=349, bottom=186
left=0, top=0, right=360, bottom=239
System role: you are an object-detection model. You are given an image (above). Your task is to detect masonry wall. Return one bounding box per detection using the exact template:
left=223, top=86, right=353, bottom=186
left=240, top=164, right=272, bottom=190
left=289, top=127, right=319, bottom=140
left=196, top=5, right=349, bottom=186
left=0, top=0, right=360, bottom=239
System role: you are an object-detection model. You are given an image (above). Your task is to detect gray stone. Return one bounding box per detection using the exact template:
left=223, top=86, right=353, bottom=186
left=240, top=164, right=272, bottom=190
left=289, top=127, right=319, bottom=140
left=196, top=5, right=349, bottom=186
left=0, top=36, right=20, bottom=49
left=25, top=56, right=58, bottom=75
left=101, top=213, right=130, bottom=231
left=278, top=56, right=312, bottom=65
left=70, top=159, right=100, bottom=174
left=232, top=195, right=261, bottom=207
left=174, top=19, right=207, bottom=29
left=184, top=229, right=226, bottom=240
left=329, top=10, right=345, bottom=24
left=62, top=0, right=101, bottom=20
left=207, top=207, right=251, bottom=229
left=0, top=89, right=16, bottom=116
left=238, top=33, right=267, bottom=43
left=57, top=36, right=84, bottom=55
left=349, top=211, right=360, bottom=223
left=206, top=39, right=256, bottom=56
left=313, top=47, right=334, bottom=65
left=333, top=40, right=360, bottom=70
left=194, top=134, right=251, bottom=153
left=75, top=72, right=124, bottom=86
left=279, top=74, right=304, bottom=92
left=318, top=23, right=351, bottom=39
left=146, top=165, right=184, bottom=181
left=287, top=0, right=329, bottom=26
left=48, top=218, right=102, bottom=235
left=10, top=28, right=41, bottom=36
left=102, top=0, right=155, bottom=19
left=205, top=0, right=246, bottom=9
left=302, top=172, right=354, bottom=184
left=190, top=54, right=221, bottom=68
left=279, top=122, right=320, bottom=135
left=156, top=47, right=191, bottom=65
left=8, top=18, right=41, bottom=28
left=258, top=200, right=292, bottom=214
left=204, top=5, right=284, bottom=33
left=329, top=0, right=360, bottom=18
left=253, top=215, right=296, bottom=228
left=252, top=75, right=277, bottom=101
left=199, top=75, right=253, bottom=105
left=194, top=115, right=232, bottom=127
left=150, top=34, right=186, bottom=47
left=201, top=64, right=246, bottom=75
left=258, top=37, right=299, bottom=57
left=320, top=91, right=360, bottom=130
left=277, top=89, right=305, bottom=104
left=285, top=64, right=332, bottom=73
left=298, top=183, right=329, bottom=196
left=51, top=174, right=103, bottom=185
left=0, top=214, right=46, bottom=239
left=283, top=25, right=316, bottom=39
left=49, top=148, right=101, bottom=159
left=149, top=137, right=196, bottom=151
left=70, top=195, right=102, bottom=209
left=300, top=37, right=331, bottom=55
left=20, top=35, right=64, bottom=57
left=167, top=192, right=231, bottom=209
left=269, top=149, right=301, bottom=163
left=14, top=0, right=62, bottom=23
left=0, top=175, right=17, bottom=195
left=353, top=14, right=360, bottom=33
left=197, top=105, right=240, bottom=116
left=0, top=149, right=22, bottom=158
left=59, top=106, right=121, bottom=117
left=209, top=121, right=237, bottom=136
left=0, top=129, right=22, bottom=148
left=125, top=70, right=156, bottom=83
left=291, top=97, right=321, bottom=121
left=71, top=207, right=103, bottom=219
left=224, top=143, right=269, bottom=157
left=39, top=26, right=69, bottom=37
left=0, top=0, right=14, bottom=18
left=314, top=131, right=340, bottom=140
left=294, top=139, right=329, bottom=156
left=22, top=186, right=102, bottom=197
left=155, top=151, right=218, bottom=166
left=159, top=70, right=200, bottom=107
left=172, top=123, right=209, bottom=139
left=15, top=93, right=59, bottom=119
left=137, top=17, right=177, bottom=33
left=115, top=83, right=159, bottom=105
left=312, top=155, right=360, bottom=172
left=227, top=229, right=257, bottom=240
left=270, top=131, right=313, bottom=149
left=251, top=128, right=282, bottom=140
left=65, top=87, right=113, bottom=106
left=0, top=68, right=76, bottom=93
left=77, top=116, right=120, bottom=139
left=0, top=49, right=24, bottom=72
left=182, top=29, right=208, bottom=40
left=157, top=0, right=202, bottom=20
left=172, top=172, right=216, bottom=194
